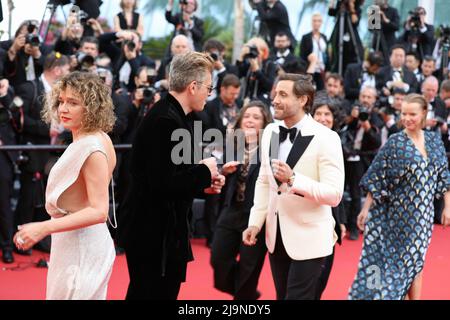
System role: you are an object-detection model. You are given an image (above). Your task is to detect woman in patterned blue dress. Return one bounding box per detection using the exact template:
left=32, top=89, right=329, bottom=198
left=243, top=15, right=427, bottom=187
left=349, top=94, right=450, bottom=300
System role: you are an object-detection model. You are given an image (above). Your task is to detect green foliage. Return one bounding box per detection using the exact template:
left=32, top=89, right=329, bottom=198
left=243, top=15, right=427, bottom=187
left=142, top=35, right=172, bottom=60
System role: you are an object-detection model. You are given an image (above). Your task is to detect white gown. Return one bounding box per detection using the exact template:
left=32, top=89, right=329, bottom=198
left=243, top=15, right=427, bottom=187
left=45, top=134, right=115, bottom=300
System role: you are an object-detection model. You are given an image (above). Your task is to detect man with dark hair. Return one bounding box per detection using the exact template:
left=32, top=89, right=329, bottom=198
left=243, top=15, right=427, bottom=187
left=398, top=6, right=435, bottom=61
left=117, top=52, right=225, bottom=300
left=322, top=73, right=351, bottom=115
left=344, top=51, right=384, bottom=102
left=376, top=44, right=419, bottom=97
left=203, top=38, right=238, bottom=101
left=270, top=32, right=297, bottom=71
left=243, top=73, right=345, bottom=300
left=405, top=51, right=423, bottom=84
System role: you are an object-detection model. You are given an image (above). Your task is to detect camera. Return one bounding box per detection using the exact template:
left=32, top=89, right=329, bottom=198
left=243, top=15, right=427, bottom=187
left=0, top=97, right=24, bottom=125
left=123, top=40, right=136, bottom=52
left=243, top=45, right=259, bottom=60
left=138, top=86, right=157, bottom=105
left=70, top=5, right=89, bottom=25
left=25, top=22, right=40, bottom=47
left=408, top=9, right=422, bottom=31
left=76, top=52, right=95, bottom=72
left=210, top=52, right=219, bottom=61
left=357, top=106, right=370, bottom=121
left=440, top=25, right=450, bottom=45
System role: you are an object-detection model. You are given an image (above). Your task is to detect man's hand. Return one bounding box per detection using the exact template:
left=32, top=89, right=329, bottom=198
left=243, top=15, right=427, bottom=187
left=124, top=43, right=137, bottom=60
left=200, top=157, right=218, bottom=179
left=12, top=34, right=26, bottom=52
left=204, top=174, right=226, bottom=194
left=28, top=45, right=42, bottom=59
left=271, top=159, right=293, bottom=184
left=242, top=226, right=260, bottom=246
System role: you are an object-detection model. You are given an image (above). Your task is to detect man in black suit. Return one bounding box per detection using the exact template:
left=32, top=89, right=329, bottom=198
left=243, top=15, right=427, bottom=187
left=0, top=79, right=19, bottom=263
left=398, top=6, right=435, bottom=62
left=117, top=52, right=225, bottom=300
left=344, top=51, right=384, bottom=102
left=270, top=32, right=297, bottom=71
left=300, top=13, right=328, bottom=90
left=166, top=0, right=204, bottom=52
left=371, top=0, right=400, bottom=62
left=376, top=44, right=419, bottom=97
left=253, top=0, right=296, bottom=51
left=14, top=53, right=70, bottom=255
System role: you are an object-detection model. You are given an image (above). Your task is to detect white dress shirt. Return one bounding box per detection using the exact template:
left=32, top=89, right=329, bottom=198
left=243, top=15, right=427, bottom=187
left=278, top=114, right=309, bottom=163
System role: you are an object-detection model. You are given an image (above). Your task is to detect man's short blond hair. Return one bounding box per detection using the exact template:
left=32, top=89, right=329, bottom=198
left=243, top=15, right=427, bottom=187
left=169, top=52, right=214, bottom=93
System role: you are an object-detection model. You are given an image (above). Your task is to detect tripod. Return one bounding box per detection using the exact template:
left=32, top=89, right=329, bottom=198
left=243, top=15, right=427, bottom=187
left=373, top=28, right=389, bottom=62
left=336, top=9, right=362, bottom=76
left=441, top=41, right=450, bottom=80
left=38, top=0, right=69, bottom=44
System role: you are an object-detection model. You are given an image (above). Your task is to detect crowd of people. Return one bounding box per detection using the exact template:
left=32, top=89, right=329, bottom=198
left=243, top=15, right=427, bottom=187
left=0, top=0, right=450, bottom=300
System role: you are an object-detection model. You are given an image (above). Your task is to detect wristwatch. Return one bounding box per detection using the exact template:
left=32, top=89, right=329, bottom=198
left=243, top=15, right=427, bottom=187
left=287, top=172, right=296, bottom=188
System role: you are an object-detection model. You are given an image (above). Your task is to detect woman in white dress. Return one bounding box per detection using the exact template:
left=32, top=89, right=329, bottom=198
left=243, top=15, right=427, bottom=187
left=13, top=71, right=117, bottom=300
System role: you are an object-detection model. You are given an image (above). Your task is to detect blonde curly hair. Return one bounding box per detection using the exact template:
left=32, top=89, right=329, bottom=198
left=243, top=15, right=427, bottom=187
left=42, top=71, right=116, bottom=133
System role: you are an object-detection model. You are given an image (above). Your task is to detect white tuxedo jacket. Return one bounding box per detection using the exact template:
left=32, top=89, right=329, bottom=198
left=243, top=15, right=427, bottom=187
left=248, top=115, right=345, bottom=260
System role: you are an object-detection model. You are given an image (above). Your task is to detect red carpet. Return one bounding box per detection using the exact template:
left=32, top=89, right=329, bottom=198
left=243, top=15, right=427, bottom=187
left=1, top=226, right=449, bottom=300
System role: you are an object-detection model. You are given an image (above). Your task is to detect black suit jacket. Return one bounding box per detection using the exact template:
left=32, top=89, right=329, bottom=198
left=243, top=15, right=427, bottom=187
left=375, top=65, right=419, bottom=94
left=299, top=32, right=328, bottom=65
left=255, top=1, right=295, bottom=48
left=0, top=89, right=18, bottom=165
left=371, top=6, right=400, bottom=59
left=116, top=93, right=212, bottom=281
left=398, top=23, right=435, bottom=59
left=15, top=79, right=51, bottom=173
left=165, top=10, right=204, bottom=52
left=202, top=97, right=242, bottom=135
left=344, top=62, right=363, bottom=102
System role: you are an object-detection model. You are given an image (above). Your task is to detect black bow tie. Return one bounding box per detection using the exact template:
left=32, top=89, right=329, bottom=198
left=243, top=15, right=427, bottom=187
left=279, top=126, right=298, bottom=144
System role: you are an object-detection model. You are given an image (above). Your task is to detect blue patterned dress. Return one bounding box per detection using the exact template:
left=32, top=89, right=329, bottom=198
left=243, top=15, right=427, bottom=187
left=349, top=130, right=450, bottom=300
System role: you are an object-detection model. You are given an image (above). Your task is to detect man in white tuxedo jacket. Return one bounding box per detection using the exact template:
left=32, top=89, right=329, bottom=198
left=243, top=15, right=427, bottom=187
left=243, top=73, right=345, bottom=300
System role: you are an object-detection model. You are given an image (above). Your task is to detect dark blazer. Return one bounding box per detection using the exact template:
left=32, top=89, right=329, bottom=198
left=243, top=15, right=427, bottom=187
left=202, top=97, right=242, bottom=135
left=255, top=1, right=295, bottom=48
left=116, top=93, right=212, bottom=281
left=375, top=65, right=419, bottom=94
left=15, top=79, right=50, bottom=173
left=398, top=23, right=435, bottom=59
left=218, top=154, right=261, bottom=231
left=268, top=50, right=298, bottom=70
left=165, top=10, right=204, bottom=52
left=344, top=62, right=364, bottom=102
left=0, top=88, right=19, bottom=165
left=371, top=6, right=400, bottom=59
left=299, top=32, right=328, bottom=66
left=4, top=49, right=46, bottom=88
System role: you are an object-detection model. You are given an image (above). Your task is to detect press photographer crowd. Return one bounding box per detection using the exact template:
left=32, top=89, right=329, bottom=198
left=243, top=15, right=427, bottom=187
left=1, top=0, right=450, bottom=301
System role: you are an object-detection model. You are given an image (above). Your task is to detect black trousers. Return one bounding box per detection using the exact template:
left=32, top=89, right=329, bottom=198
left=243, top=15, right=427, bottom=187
left=344, top=160, right=365, bottom=232
left=125, top=250, right=183, bottom=300
left=0, top=153, right=14, bottom=251
left=269, top=219, right=325, bottom=300
left=315, top=247, right=335, bottom=300
left=210, top=221, right=266, bottom=300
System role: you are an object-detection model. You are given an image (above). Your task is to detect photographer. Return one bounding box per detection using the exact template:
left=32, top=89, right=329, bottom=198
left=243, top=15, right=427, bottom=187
left=422, top=76, right=447, bottom=134
left=341, top=85, right=381, bottom=240
left=98, top=30, right=152, bottom=93
left=328, top=0, right=364, bottom=75
left=251, top=0, right=296, bottom=51
left=398, top=6, right=435, bottom=62
left=270, top=32, right=298, bottom=72
left=344, top=51, right=384, bottom=102
left=203, top=39, right=239, bottom=101
left=433, top=25, right=450, bottom=80
left=0, top=79, right=19, bottom=263
left=370, top=0, right=400, bottom=62
left=4, top=20, right=47, bottom=88
left=13, top=53, right=70, bottom=255
left=376, top=44, right=419, bottom=97
left=166, top=0, right=204, bottom=52
left=236, top=37, right=277, bottom=105
left=54, top=9, right=85, bottom=56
